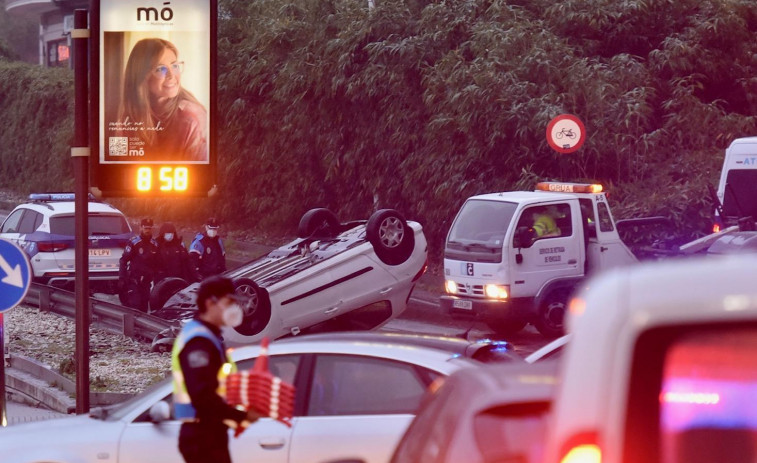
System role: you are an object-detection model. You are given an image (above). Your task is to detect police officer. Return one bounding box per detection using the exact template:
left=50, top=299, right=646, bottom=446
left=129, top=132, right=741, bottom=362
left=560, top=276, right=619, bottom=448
left=155, top=222, right=193, bottom=283
left=189, top=218, right=227, bottom=280
left=172, top=276, right=262, bottom=463
left=119, top=218, right=158, bottom=312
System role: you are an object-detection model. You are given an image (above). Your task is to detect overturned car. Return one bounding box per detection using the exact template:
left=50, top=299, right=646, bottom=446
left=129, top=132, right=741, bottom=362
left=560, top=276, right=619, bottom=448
left=151, top=208, right=428, bottom=347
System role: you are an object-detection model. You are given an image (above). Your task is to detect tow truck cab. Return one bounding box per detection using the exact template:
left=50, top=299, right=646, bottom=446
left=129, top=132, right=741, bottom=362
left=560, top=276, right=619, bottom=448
left=715, top=137, right=757, bottom=230
left=547, top=254, right=757, bottom=463
left=440, top=182, right=636, bottom=337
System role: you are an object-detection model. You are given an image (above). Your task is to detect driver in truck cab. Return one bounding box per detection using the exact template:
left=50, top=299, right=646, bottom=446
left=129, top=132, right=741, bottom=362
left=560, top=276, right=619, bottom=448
left=531, top=207, right=561, bottom=238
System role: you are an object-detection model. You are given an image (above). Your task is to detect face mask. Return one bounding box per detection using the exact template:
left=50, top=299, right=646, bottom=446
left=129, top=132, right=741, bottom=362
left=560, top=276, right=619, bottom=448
left=222, top=303, right=244, bottom=327
left=206, top=229, right=218, bottom=238
left=164, top=233, right=174, bottom=242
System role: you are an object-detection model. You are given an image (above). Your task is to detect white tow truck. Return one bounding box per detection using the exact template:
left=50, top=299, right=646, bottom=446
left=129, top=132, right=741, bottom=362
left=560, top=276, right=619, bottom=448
left=440, top=182, right=637, bottom=337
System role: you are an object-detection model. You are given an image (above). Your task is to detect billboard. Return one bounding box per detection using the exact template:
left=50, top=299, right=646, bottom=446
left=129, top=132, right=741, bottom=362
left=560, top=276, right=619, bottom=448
left=91, top=0, right=217, bottom=196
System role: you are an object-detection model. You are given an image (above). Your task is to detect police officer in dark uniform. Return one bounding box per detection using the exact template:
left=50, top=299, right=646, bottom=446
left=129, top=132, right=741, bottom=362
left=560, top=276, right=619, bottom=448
left=155, top=222, right=194, bottom=283
left=172, top=276, right=262, bottom=463
left=119, top=218, right=158, bottom=312
left=189, top=218, right=227, bottom=280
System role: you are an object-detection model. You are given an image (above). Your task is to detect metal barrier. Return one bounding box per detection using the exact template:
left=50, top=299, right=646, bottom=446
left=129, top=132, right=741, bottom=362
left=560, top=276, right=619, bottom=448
left=23, top=283, right=179, bottom=347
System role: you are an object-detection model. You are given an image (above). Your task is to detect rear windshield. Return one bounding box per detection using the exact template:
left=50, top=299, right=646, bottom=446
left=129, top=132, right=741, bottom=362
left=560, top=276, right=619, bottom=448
left=50, top=214, right=131, bottom=236
left=448, top=200, right=518, bottom=246
left=468, top=403, right=550, bottom=463
left=722, top=170, right=757, bottom=219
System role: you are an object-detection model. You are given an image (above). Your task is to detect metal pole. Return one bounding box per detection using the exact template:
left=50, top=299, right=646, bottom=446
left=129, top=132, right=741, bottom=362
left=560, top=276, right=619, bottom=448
left=0, top=313, right=6, bottom=427
left=73, top=9, right=90, bottom=414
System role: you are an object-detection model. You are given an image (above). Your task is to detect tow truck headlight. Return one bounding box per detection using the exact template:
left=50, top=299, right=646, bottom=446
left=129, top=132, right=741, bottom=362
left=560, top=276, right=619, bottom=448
left=445, top=280, right=457, bottom=294
left=485, top=284, right=509, bottom=300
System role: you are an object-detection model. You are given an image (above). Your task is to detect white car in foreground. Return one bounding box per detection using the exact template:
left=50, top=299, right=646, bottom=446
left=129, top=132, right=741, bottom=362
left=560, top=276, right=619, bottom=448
left=152, top=208, right=428, bottom=347
left=0, top=332, right=519, bottom=463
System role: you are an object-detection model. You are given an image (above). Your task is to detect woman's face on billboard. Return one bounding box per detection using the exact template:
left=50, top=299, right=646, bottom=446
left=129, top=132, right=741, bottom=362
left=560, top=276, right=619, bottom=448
left=146, top=47, right=181, bottom=104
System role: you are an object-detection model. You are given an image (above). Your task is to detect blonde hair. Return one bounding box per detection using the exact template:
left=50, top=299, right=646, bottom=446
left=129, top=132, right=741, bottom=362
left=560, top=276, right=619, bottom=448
left=118, top=38, right=201, bottom=144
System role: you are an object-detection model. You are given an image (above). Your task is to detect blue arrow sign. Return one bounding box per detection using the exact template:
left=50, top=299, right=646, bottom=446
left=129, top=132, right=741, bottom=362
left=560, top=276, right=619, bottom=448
left=0, top=239, right=32, bottom=312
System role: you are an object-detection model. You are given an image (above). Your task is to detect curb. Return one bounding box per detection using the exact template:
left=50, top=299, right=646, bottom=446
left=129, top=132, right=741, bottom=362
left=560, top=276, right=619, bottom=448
left=6, top=354, right=134, bottom=414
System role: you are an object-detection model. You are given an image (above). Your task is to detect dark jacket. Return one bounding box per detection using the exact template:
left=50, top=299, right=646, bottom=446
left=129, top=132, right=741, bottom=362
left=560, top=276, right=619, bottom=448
left=189, top=233, right=226, bottom=279
left=156, top=223, right=193, bottom=282
left=119, top=233, right=159, bottom=280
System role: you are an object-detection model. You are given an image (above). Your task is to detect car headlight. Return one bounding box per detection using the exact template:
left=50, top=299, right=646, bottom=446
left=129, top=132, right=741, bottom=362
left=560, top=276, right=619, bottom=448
left=485, top=284, right=509, bottom=300
left=445, top=280, right=457, bottom=294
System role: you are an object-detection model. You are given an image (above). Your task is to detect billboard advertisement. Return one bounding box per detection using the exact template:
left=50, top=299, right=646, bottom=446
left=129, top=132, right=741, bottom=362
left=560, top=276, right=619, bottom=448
left=92, top=0, right=217, bottom=196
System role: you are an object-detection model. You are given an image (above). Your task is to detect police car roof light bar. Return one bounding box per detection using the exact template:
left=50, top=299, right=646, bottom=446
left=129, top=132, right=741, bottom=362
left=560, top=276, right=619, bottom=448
left=29, top=192, right=98, bottom=202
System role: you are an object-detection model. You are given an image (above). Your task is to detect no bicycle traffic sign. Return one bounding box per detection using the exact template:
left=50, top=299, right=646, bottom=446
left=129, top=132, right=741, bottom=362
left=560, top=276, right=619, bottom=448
left=0, top=239, right=32, bottom=312
left=546, top=114, right=586, bottom=154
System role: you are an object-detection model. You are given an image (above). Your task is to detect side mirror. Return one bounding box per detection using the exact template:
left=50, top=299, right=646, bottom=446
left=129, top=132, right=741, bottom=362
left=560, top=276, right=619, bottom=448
left=514, top=227, right=535, bottom=249
left=149, top=401, right=171, bottom=423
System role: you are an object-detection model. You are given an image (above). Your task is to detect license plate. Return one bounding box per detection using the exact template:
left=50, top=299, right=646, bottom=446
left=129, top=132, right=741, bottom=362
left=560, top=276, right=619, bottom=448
left=452, top=300, right=473, bottom=310
left=89, top=249, right=111, bottom=257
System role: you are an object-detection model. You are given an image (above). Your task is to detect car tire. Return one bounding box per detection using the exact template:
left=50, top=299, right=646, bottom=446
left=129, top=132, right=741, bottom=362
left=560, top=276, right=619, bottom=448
left=150, top=277, right=189, bottom=312
left=487, top=317, right=527, bottom=336
left=232, top=278, right=272, bottom=336
left=366, top=209, right=415, bottom=266
left=297, top=208, right=340, bottom=238
left=534, top=289, right=569, bottom=338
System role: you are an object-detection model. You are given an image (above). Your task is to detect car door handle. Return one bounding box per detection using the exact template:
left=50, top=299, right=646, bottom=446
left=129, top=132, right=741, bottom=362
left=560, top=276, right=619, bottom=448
left=259, top=437, right=286, bottom=450
left=600, top=246, right=608, bottom=252
left=568, top=259, right=577, bottom=264
left=379, top=287, right=392, bottom=295
left=324, top=307, right=339, bottom=315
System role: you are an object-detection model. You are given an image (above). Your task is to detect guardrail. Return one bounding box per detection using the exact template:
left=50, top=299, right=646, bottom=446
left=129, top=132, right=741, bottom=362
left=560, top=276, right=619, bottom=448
left=23, top=283, right=179, bottom=348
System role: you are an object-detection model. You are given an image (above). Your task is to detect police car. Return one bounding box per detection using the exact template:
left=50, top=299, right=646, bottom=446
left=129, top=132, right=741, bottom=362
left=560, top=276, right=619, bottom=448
left=153, top=208, right=428, bottom=347
left=0, top=193, right=132, bottom=289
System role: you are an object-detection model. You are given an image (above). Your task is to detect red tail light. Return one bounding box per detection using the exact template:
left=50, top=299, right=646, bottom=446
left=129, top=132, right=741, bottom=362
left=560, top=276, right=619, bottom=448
left=713, top=223, right=721, bottom=233
left=38, top=242, right=69, bottom=252
left=412, top=259, right=428, bottom=282
left=560, top=432, right=601, bottom=463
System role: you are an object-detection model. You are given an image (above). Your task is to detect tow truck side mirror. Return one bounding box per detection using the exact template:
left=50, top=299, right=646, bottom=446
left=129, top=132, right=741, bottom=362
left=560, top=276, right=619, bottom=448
left=514, top=227, right=535, bottom=249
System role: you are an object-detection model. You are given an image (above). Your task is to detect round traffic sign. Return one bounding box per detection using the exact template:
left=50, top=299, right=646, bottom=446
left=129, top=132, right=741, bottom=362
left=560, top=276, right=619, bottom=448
left=546, top=114, right=586, bottom=154
left=0, top=239, right=32, bottom=312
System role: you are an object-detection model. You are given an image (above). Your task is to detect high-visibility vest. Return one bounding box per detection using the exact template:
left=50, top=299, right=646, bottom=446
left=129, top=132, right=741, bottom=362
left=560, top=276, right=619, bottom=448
left=171, top=319, right=237, bottom=421
left=533, top=214, right=558, bottom=237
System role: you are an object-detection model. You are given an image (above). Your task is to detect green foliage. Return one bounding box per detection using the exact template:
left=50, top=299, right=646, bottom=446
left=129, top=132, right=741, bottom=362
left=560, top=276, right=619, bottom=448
left=0, top=60, right=74, bottom=192
left=3, top=0, right=757, bottom=255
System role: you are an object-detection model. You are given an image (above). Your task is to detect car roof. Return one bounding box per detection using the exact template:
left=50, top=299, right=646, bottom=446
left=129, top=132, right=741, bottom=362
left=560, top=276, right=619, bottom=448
left=15, top=201, right=123, bottom=216
left=467, top=191, right=576, bottom=203
left=271, top=331, right=522, bottom=363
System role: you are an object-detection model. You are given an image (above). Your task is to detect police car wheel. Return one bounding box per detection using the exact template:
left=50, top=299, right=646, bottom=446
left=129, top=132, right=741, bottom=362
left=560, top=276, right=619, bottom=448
left=150, top=277, right=189, bottom=312
left=298, top=208, right=340, bottom=238
left=232, top=278, right=272, bottom=337
left=366, top=209, right=415, bottom=266
left=534, top=290, right=568, bottom=338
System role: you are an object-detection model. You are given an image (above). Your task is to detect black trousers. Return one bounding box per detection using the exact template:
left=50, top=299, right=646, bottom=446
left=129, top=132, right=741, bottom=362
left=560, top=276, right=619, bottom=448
left=179, top=422, right=232, bottom=463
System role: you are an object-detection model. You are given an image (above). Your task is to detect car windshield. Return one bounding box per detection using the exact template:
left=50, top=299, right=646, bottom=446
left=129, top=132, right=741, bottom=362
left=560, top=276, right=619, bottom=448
left=447, top=200, right=517, bottom=247
left=50, top=213, right=130, bottom=236
left=722, top=170, right=757, bottom=220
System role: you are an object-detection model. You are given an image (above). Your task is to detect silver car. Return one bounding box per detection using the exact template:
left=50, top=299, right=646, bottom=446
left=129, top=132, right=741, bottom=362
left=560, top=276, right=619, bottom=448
left=0, top=332, right=519, bottom=463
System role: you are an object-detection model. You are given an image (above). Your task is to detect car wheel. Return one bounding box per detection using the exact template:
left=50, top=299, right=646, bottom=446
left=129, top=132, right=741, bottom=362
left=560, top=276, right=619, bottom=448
left=486, top=317, right=527, bottom=336
left=534, top=289, right=569, bottom=338
left=150, top=277, right=189, bottom=312
left=232, top=278, right=272, bottom=336
left=366, top=209, right=415, bottom=266
left=297, top=208, right=340, bottom=238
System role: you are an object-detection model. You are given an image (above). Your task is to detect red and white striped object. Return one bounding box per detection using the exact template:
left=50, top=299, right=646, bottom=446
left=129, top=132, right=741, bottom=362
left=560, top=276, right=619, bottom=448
left=225, top=337, right=296, bottom=428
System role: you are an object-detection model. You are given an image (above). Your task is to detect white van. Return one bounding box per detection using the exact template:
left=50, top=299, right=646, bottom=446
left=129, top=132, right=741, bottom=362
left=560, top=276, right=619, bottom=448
left=545, top=254, right=757, bottom=463
left=715, top=137, right=757, bottom=227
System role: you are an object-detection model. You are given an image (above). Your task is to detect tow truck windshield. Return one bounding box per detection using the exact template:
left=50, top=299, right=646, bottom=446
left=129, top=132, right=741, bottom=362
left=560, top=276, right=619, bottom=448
left=446, top=200, right=517, bottom=263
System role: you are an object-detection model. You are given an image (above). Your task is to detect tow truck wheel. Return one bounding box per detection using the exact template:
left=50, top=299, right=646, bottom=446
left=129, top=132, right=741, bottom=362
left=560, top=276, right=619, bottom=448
left=232, top=278, right=272, bottom=336
left=150, top=277, right=189, bottom=312
left=298, top=208, right=340, bottom=238
left=534, top=289, right=569, bottom=338
left=487, top=318, right=527, bottom=336
left=366, top=209, right=415, bottom=266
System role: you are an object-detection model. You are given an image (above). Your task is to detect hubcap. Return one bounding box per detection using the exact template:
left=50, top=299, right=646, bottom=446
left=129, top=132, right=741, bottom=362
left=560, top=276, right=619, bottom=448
left=544, top=301, right=566, bottom=329
left=236, top=285, right=259, bottom=315
left=379, top=217, right=404, bottom=248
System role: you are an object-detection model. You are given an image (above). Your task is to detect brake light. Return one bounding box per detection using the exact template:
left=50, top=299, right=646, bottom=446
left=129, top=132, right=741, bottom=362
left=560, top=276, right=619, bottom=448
left=38, top=242, right=69, bottom=252
left=412, top=259, right=428, bottom=282
left=561, top=445, right=601, bottom=463
left=713, top=223, right=721, bottom=233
